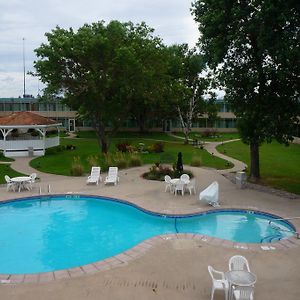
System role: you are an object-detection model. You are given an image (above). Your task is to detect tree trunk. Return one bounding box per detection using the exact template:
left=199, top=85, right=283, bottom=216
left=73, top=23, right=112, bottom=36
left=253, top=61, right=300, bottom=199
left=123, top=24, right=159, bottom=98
left=249, top=142, right=260, bottom=181
left=95, top=123, right=109, bottom=154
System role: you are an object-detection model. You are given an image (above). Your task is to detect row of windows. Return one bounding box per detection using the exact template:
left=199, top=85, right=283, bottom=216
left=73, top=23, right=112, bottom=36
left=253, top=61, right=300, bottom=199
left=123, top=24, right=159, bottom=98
left=0, top=98, right=232, bottom=113
left=0, top=101, right=71, bottom=112
left=75, top=118, right=237, bottom=129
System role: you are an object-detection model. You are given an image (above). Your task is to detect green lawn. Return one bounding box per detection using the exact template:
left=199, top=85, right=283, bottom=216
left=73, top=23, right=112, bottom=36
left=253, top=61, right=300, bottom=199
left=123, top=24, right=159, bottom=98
left=173, top=132, right=240, bottom=142
left=30, top=137, right=233, bottom=176
left=0, top=164, right=27, bottom=184
left=217, top=141, right=300, bottom=195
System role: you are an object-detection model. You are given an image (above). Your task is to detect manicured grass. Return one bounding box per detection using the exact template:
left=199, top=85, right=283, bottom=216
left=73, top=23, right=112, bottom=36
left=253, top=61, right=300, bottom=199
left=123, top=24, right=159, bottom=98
left=30, top=137, right=233, bottom=176
left=0, top=164, right=27, bottom=184
left=217, top=141, right=300, bottom=195
left=0, top=154, right=14, bottom=162
left=173, top=132, right=240, bottom=142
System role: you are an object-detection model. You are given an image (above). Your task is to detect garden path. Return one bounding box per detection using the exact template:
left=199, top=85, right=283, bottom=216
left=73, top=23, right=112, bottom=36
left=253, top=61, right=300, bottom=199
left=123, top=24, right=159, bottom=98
left=168, top=133, right=247, bottom=174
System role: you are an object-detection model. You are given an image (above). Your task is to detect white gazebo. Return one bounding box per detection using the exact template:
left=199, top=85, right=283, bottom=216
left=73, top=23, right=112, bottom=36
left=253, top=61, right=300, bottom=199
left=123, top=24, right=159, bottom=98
left=0, top=111, right=62, bottom=157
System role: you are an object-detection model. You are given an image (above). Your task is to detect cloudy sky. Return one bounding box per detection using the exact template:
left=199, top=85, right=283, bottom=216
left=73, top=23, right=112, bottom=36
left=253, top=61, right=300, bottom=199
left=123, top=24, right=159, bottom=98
left=0, top=0, right=199, bottom=98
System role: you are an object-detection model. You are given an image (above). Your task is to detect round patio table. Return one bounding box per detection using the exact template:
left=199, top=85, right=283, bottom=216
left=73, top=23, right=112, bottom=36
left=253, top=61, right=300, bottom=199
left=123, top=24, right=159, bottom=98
left=225, top=270, right=257, bottom=299
left=11, top=176, right=32, bottom=192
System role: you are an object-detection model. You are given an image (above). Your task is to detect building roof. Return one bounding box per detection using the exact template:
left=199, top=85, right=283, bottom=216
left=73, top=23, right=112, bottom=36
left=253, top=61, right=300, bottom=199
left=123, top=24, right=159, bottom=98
left=0, top=111, right=59, bottom=126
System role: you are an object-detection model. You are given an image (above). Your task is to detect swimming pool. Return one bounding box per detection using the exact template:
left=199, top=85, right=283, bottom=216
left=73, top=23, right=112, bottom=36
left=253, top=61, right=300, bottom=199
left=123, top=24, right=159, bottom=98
left=0, top=195, right=295, bottom=274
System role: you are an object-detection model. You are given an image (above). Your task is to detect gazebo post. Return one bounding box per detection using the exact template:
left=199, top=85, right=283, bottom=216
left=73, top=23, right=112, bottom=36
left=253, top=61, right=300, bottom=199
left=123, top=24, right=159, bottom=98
left=0, top=128, right=13, bottom=156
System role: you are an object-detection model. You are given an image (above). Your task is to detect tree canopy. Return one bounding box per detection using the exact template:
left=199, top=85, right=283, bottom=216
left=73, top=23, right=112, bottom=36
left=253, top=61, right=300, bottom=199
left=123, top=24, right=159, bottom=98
left=192, top=0, right=300, bottom=180
left=34, top=21, right=168, bottom=152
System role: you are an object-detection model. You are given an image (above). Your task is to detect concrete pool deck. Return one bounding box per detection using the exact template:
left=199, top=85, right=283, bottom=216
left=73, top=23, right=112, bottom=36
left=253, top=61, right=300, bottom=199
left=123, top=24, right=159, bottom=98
left=0, top=158, right=300, bottom=299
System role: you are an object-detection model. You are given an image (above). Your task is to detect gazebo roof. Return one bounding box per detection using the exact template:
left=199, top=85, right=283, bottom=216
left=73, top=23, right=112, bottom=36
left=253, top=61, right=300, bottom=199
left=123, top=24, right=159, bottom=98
left=0, top=111, right=60, bottom=127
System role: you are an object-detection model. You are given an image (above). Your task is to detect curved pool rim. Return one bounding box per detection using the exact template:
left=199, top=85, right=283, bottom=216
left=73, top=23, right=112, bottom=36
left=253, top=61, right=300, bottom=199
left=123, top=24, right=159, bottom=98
left=0, top=194, right=299, bottom=283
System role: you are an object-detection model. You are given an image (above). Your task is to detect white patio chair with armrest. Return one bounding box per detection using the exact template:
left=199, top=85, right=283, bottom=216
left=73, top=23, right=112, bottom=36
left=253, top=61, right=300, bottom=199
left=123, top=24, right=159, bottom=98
left=229, top=255, right=251, bottom=272
left=232, top=286, right=254, bottom=300
left=199, top=181, right=220, bottom=207
left=185, top=178, right=196, bottom=195
left=174, top=180, right=185, bottom=196
left=104, top=167, right=119, bottom=185
left=164, top=175, right=172, bottom=192
left=86, top=167, right=101, bottom=185
left=180, top=173, right=190, bottom=184
left=208, top=265, right=229, bottom=300
left=24, top=173, right=37, bottom=191
left=5, top=175, right=16, bottom=192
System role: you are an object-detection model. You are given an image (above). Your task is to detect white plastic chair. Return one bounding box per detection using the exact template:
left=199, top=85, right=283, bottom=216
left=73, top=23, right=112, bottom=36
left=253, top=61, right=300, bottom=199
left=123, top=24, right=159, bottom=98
left=180, top=173, right=190, bottom=184
left=24, top=173, right=37, bottom=191
left=86, top=167, right=101, bottom=185
left=174, top=179, right=185, bottom=196
left=104, top=167, right=119, bottom=185
left=229, top=255, right=251, bottom=272
left=208, top=265, right=229, bottom=300
left=5, top=175, right=16, bottom=192
left=185, top=178, right=196, bottom=195
left=199, top=181, right=219, bottom=207
left=164, top=175, right=172, bottom=192
left=233, top=286, right=254, bottom=300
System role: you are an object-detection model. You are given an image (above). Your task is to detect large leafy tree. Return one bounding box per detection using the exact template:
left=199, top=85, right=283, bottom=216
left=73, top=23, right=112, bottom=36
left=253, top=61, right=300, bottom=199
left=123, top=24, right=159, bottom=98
left=192, top=1, right=300, bottom=180
left=167, top=44, right=211, bottom=144
left=34, top=21, right=166, bottom=152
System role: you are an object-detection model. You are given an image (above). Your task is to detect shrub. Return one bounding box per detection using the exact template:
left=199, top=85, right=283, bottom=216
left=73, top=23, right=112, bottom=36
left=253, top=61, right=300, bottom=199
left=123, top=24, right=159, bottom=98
left=152, top=142, right=164, bottom=153
left=114, top=152, right=127, bottom=169
left=116, top=141, right=132, bottom=153
left=191, top=156, right=202, bottom=167
left=87, top=155, right=99, bottom=167
left=70, top=156, right=84, bottom=176
left=129, top=155, right=142, bottom=167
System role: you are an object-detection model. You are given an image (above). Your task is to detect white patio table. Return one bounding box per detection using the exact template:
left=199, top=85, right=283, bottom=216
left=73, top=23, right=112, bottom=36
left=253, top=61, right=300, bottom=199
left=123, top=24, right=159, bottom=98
left=11, top=176, right=32, bottom=192
left=169, top=178, right=190, bottom=194
left=225, top=270, right=257, bottom=300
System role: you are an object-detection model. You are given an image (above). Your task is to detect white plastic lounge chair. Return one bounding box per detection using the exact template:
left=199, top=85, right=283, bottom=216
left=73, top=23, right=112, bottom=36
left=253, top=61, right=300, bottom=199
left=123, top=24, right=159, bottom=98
left=104, top=167, right=119, bottom=185
left=174, top=179, right=185, bottom=196
left=229, top=255, right=251, bottom=272
left=86, top=167, right=101, bottom=185
left=164, top=175, right=172, bottom=192
left=5, top=175, right=15, bottom=192
left=199, top=181, right=220, bottom=207
left=208, top=265, right=229, bottom=300
left=233, top=286, right=254, bottom=300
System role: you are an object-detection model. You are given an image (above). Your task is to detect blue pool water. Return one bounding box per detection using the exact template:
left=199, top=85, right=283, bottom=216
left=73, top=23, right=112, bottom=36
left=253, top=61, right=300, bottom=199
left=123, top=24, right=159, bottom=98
left=0, top=195, right=295, bottom=274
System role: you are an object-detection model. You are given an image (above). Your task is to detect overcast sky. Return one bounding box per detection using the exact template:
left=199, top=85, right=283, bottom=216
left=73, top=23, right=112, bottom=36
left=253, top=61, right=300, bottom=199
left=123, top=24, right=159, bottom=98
left=0, top=0, right=199, bottom=98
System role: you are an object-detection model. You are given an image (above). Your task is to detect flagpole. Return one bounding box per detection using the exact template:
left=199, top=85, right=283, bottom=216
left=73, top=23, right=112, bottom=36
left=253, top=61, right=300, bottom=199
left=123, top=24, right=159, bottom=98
left=23, top=37, right=26, bottom=97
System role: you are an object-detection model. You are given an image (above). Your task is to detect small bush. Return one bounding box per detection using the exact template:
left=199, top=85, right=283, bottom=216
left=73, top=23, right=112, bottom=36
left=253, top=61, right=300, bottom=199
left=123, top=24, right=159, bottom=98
left=70, top=156, right=84, bottom=176
left=191, top=156, right=202, bottom=167
left=129, top=155, right=142, bottom=167
left=114, top=152, right=127, bottom=169
left=87, top=155, right=99, bottom=167
left=152, top=142, right=164, bottom=153
left=116, top=141, right=132, bottom=153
